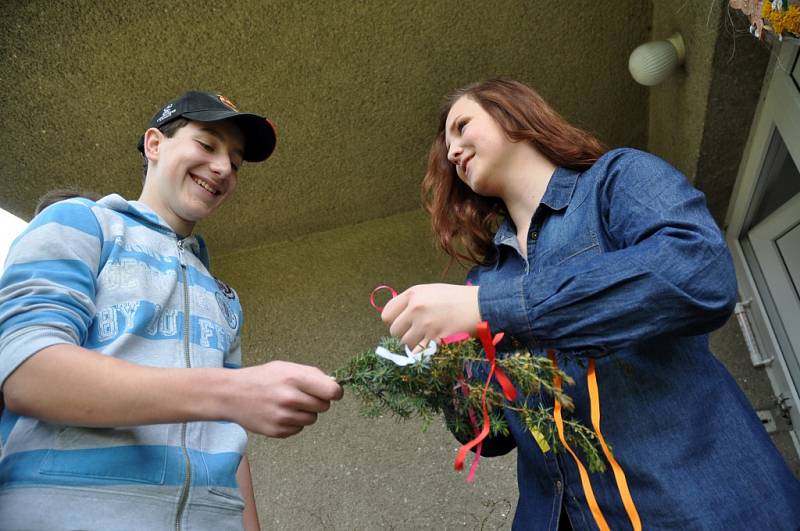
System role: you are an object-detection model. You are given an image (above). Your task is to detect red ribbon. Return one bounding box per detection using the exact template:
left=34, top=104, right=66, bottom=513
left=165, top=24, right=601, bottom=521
left=440, top=331, right=469, bottom=343
left=453, top=321, right=517, bottom=472
left=366, top=286, right=516, bottom=478
left=369, top=285, right=398, bottom=312
left=456, top=375, right=483, bottom=482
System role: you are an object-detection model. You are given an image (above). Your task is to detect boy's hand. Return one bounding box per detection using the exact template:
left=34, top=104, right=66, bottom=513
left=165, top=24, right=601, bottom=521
left=3, top=345, right=342, bottom=436
left=231, top=361, right=343, bottom=438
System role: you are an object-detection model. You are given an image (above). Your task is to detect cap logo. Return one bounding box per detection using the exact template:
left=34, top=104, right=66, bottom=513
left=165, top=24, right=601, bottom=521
left=157, top=103, right=176, bottom=123
left=217, top=94, right=239, bottom=111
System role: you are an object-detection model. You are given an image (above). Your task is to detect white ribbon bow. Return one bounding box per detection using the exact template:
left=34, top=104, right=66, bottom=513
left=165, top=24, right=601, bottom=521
left=375, top=340, right=437, bottom=366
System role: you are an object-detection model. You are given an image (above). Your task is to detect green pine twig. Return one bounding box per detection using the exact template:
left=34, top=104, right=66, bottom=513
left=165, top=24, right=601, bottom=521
left=333, top=337, right=608, bottom=473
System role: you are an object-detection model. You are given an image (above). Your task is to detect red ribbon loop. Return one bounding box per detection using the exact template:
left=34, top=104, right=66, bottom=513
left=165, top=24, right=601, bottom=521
left=454, top=321, right=518, bottom=472
left=475, top=322, right=517, bottom=402
left=369, top=285, right=398, bottom=312
left=442, top=331, right=470, bottom=344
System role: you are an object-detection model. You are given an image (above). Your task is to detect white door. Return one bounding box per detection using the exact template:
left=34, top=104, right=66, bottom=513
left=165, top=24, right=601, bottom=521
left=726, top=41, right=800, bottom=454
left=750, top=186, right=800, bottom=402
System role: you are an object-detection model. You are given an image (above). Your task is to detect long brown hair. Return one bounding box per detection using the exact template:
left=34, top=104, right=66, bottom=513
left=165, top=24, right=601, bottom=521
left=421, top=78, right=606, bottom=266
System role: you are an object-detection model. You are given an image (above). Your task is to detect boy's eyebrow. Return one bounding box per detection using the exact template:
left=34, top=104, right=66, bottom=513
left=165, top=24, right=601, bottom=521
left=199, top=127, right=245, bottom=159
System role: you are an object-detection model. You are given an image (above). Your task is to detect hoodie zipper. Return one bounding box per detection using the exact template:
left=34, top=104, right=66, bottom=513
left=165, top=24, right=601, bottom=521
left=175, top=238, right=192, bottom=531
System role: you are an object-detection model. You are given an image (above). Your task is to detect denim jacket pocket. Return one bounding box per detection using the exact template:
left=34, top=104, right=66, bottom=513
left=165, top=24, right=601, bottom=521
left=39, top=425, right=168, bottom=484
left=535, top=229, right=601, bottom=274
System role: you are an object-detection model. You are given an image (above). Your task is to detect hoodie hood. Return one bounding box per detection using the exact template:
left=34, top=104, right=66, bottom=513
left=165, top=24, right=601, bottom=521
left=96, top=194, right=211, bottom=269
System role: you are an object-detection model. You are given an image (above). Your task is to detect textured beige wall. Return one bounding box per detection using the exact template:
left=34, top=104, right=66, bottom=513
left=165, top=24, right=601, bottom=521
left=1, top=1, right=651, bottom=255
left=648, top=1, right=771, bottom=220
left=647, top=0, right=722, bottom=178
left=214, top=210, right=520, bottom=529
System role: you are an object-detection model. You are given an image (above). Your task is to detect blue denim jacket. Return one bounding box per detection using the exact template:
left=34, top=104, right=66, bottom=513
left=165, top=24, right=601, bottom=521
left=467, top=149, right=800, bottom=530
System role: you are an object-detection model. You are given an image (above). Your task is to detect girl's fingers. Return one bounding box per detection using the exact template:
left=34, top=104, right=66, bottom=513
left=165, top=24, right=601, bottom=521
left=410, top=338, right=430, bottom=354
left=388, top=306, right=414, bottom=339
left=401, top=327, right=426, bottom=352
left=380, top=292, right=407, bottom=325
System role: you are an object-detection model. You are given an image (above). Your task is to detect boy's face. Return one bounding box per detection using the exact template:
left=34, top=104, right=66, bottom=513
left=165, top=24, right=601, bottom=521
left=141, top=120, right=245, bottom=235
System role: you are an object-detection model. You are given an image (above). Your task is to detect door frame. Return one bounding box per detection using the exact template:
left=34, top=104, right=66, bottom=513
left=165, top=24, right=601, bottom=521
left=725, top=40, right=800, bottom=455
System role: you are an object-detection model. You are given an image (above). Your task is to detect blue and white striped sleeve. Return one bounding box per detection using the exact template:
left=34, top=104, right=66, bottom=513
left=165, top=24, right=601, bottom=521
left=0, top=200, right=103, bottom=388
left=225, top=335, right=243, bottom=369
left=224, top=293, right=243, bottom=370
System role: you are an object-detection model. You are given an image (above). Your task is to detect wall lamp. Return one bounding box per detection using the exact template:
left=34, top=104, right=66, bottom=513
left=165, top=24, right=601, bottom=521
left=628, top=32, right=686, bottom=86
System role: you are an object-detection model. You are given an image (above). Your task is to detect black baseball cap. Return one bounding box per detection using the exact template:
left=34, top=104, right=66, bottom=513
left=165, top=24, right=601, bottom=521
left=137, top=91, right=277, bottom=162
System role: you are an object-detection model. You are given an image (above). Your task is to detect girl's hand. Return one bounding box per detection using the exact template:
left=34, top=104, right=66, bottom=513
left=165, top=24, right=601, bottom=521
left=381, top=284, right=481, bottom=350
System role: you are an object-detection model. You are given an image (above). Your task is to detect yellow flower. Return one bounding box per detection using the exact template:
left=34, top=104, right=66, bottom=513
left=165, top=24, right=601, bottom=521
left=784, top=5, right=800, bottom=35
left=771, top=12, right=785, bottom=33
left=763, top=1, right=772, bottom=18
left=769, top=5, right=800, bottom=34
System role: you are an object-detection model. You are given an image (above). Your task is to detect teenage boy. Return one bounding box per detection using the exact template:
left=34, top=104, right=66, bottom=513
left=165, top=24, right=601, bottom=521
left=0, top=91, right=343, bottom=530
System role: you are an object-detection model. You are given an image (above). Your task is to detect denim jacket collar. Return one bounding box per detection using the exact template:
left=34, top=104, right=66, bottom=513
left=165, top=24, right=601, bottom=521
left=493, top=165, right=580, bottom=247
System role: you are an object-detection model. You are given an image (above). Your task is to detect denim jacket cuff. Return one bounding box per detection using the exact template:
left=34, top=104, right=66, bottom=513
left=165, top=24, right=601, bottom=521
left=477, top=275, right=533, bottom=342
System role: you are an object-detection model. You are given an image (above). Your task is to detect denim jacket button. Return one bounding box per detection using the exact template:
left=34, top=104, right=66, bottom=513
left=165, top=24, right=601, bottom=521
left=555, top=480, right=563, bottom=492
left=530, top=230, right=538, bottom=241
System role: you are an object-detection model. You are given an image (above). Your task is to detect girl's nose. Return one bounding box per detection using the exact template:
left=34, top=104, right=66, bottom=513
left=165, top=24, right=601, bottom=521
left=447, top=143, right=462, bottom=164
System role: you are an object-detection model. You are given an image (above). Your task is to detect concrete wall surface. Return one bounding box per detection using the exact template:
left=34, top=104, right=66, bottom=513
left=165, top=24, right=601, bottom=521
left=214, top=210, right=519, bottom=529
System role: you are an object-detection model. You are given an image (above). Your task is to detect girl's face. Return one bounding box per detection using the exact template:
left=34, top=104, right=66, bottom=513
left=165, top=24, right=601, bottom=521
left=444, top=95, right=513, bottom=196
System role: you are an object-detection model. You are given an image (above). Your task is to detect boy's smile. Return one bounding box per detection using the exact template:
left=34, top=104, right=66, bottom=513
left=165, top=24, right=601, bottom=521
left=190, top=173, right=221, bottom=195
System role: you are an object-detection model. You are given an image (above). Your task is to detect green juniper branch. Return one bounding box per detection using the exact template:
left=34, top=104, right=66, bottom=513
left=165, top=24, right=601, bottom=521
left=334, top=337, right=607, bottom=473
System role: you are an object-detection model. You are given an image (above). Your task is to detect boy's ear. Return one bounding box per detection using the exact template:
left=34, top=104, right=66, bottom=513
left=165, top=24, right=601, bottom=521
left=143, top=127, right=164, bottom=162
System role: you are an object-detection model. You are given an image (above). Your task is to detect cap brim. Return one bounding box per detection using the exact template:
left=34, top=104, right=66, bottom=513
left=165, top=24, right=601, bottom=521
left=183, top=110, right=277, bottom=162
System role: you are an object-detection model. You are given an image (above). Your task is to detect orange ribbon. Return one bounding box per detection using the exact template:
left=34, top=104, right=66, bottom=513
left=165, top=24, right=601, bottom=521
left=548, top=352, right=641, bottom=531
left=454, top=321, right=517, bottom=472
left=550, top=351, right=610, bottom=530
left=587, top=359, right=642, bottom=531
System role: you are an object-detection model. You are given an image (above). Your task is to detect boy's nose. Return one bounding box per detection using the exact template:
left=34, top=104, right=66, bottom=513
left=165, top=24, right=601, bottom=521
left=210, top=155, right=234, bottom=177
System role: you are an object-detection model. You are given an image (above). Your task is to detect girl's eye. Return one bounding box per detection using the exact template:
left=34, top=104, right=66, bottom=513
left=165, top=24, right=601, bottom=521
left=197, top=140, right=213, bottom=152
left=231, top=161, right=240, bottom=172
left=458, top=119, right=468, bottom=133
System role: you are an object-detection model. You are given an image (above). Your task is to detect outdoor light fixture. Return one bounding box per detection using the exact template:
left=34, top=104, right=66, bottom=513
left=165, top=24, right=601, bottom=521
left=628, top=33, right=686, bottom=86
